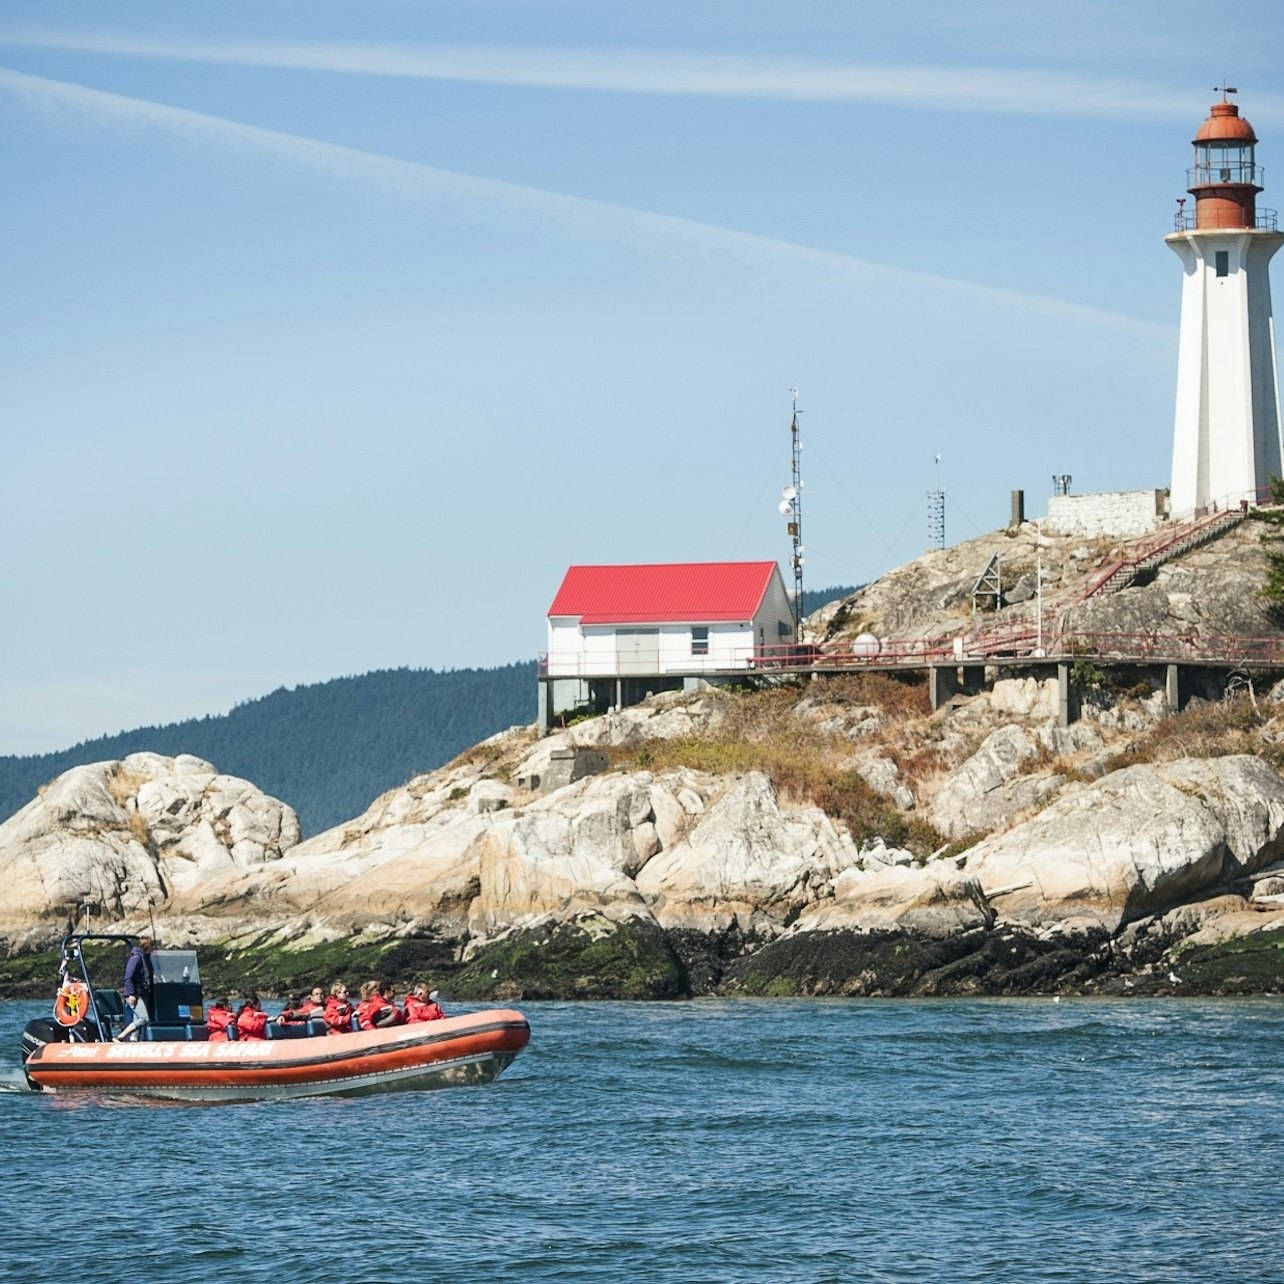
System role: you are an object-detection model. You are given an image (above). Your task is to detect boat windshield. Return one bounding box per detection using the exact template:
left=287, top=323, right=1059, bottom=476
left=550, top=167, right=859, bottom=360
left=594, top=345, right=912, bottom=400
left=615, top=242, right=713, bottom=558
left=151, top=950, right=200, bottom=985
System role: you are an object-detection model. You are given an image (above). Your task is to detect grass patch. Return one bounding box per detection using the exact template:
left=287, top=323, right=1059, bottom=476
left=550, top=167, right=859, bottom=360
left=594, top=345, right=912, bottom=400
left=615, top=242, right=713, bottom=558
left=607, top=681, right=946, bottom=858
left=1106, top=695, right=1274, bottom=772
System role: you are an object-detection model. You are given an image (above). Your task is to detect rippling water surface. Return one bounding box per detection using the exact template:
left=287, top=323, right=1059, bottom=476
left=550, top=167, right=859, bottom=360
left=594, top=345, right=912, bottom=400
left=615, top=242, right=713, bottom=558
left=3, top=997, right=1282, bottom=1282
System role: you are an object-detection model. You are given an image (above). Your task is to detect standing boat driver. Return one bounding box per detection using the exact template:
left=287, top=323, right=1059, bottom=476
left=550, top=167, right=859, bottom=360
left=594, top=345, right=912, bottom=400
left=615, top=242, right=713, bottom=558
left=121, top=936, right=155, bottom=1032
left=115, top=993, right=149, bottom=1042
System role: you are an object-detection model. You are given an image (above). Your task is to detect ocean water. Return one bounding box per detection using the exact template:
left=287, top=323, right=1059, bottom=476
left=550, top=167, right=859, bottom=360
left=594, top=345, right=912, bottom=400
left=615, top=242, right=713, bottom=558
left=2, top=996, right=1282, bottom=1283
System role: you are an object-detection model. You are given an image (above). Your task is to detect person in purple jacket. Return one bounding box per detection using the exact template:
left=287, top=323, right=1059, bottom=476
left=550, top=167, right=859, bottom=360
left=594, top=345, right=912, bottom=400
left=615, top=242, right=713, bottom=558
left=121, top=936, right=155, bottom=1029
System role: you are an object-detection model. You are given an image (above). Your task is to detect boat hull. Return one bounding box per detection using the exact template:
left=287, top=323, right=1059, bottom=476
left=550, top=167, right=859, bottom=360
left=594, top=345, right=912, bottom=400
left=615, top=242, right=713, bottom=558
left=24, top=1009, right=530, bottom=1102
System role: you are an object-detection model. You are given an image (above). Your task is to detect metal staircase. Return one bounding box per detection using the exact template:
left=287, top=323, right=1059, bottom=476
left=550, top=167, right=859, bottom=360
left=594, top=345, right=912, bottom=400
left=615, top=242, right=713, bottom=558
left=957, top=507, right=1250, bottom=661
left=1067, top=508, right=1247, bottom=606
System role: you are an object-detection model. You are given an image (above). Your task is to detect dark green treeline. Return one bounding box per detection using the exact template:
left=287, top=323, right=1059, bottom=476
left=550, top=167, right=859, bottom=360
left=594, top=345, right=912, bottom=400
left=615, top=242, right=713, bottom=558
left=0, top=664, right=536, bottom=837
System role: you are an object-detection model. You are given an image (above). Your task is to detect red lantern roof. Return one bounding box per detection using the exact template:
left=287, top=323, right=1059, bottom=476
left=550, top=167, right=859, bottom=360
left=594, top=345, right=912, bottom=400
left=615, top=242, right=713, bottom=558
left=548, top=561, right=781, bottom=624
left=1194, top=101, right=1257, bottom=144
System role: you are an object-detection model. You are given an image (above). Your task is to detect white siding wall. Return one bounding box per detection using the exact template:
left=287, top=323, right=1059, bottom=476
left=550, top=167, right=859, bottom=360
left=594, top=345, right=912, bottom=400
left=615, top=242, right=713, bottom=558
left=547, top=620, right=759, bottom=674
left=545, top=618, right=585, bottom=676
left=755, top=574, right=797, bottom=646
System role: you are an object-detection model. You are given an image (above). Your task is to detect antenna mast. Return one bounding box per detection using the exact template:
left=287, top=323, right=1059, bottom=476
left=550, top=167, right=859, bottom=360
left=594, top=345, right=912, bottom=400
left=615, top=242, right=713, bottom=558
left=927, top=453, right=945, bottom=550
left=779, top=389, right=805, bottom=636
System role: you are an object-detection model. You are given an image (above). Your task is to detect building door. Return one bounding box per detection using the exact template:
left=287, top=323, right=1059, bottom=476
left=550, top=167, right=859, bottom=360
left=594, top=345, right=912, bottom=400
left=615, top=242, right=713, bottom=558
left=615, top=628, right=660, bottom=675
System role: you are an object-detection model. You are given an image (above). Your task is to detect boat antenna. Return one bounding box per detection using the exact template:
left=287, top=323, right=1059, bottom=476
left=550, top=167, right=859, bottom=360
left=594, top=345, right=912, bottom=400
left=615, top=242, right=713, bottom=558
left=778, top=389, right=805, bottom=637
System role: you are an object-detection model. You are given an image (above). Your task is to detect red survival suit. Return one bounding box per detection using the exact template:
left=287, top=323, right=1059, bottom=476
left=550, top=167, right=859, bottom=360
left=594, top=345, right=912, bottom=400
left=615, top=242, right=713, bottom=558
left=206, top=1004, right=236, bottom=1042
left=403, top=993, right=445, bottom=1023
left=236, top=1004, right=269, bottom=1040
left=356, top=992, right=404, bottom=1030
left=323, top=994, right=354, bottom=1036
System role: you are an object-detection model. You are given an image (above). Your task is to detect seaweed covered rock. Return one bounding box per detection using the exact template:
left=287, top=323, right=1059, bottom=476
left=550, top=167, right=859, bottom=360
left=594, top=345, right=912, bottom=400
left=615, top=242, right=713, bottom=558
left=453, top=913, right=688, bottom=1000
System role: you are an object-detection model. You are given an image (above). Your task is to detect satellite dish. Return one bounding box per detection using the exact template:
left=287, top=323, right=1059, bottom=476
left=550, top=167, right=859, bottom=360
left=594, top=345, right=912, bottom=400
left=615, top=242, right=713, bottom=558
left=782, top=485, right=796, bottom=501
left=777, top=500, right=792, bottom=515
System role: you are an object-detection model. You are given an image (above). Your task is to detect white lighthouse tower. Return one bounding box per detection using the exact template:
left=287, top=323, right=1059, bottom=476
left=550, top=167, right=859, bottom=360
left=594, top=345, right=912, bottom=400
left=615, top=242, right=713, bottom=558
left=1168, top=91, right=1284, bottom=515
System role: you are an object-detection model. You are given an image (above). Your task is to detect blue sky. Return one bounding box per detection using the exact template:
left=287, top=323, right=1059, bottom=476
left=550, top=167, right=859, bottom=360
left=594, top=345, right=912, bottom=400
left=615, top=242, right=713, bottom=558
left=1, top=0, right=1282, bottom=755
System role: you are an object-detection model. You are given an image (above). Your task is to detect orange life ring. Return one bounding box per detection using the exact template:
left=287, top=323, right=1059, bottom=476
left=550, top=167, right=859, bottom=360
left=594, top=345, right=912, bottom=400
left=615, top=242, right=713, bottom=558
left=54, top=981, right=91, bottom=1027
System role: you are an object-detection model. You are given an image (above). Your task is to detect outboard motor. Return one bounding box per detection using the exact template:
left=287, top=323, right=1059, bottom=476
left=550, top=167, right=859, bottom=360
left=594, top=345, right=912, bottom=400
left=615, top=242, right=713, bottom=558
left=21, top=1018, right=67, bottom=1090
left=21, top=1016, right=100, bottom=1088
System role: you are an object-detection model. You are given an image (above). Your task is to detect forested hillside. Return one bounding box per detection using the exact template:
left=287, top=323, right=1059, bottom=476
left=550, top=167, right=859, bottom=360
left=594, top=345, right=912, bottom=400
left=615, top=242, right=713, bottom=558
left=802, top=586, right=859, bottom=615
left=0, top=664, right=536, bottom=837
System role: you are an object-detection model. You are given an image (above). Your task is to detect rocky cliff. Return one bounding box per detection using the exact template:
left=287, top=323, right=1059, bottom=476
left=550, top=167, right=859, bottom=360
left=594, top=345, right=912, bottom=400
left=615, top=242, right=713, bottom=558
left=5, top=518, right=1284, bottom=999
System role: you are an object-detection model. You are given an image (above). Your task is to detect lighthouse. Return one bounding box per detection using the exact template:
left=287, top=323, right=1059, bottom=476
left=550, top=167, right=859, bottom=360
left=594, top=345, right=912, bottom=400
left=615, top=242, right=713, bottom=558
left=1168, top=91, right=1284, bottom=516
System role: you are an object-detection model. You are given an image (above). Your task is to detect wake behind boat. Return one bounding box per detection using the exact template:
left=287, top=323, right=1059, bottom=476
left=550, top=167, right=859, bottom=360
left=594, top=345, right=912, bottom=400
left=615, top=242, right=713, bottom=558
left=20, top=934, right=530, bottom=1102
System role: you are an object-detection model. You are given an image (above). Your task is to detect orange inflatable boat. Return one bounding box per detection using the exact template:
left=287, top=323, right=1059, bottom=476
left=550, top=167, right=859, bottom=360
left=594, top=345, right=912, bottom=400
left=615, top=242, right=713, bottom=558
left=21, top=934, right=530, bottom=1102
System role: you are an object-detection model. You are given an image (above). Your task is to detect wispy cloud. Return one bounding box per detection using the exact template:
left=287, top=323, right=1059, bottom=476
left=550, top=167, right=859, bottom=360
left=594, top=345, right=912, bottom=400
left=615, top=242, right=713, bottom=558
left=0, top=67, right=1168, bottom=341
left=3, top=30, right=1279, bottom=126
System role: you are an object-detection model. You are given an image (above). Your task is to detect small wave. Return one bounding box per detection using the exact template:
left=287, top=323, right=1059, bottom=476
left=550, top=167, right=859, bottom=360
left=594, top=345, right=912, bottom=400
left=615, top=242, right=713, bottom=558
left=0, top=1067, right=32, bottom=1093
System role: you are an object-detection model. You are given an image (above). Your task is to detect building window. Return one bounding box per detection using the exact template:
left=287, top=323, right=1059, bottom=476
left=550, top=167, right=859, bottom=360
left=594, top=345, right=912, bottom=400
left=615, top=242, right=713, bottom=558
left=1216, top=251, right=1229, bottom=278
left=691, top=626, right=709, bottom=656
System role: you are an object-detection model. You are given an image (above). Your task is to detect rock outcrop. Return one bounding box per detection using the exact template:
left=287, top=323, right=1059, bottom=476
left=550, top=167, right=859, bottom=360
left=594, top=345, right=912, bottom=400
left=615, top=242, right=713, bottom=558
left=0, top=753, right=299, bottom=948
left=6, top=517, right=1284, bottom=998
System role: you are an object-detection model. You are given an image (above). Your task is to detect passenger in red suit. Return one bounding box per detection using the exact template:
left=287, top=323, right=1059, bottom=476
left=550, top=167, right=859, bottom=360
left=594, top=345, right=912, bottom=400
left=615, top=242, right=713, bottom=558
left=236, top=996, right=269, bottom=1040
left=299, top=986, right=326, bottom=1015
left=323, top=982, right=354, bottom=1036
left=276, top=994, right=308, bottom=1024
left=356, top=979, right=403, bottom=1030
left=403, top=983, right=446, bottom=1023
left=206, top=997, right=236, bottom=1042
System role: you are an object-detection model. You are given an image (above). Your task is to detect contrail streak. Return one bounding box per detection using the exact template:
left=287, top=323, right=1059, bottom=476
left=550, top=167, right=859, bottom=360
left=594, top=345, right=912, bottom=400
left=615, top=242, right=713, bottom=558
left=3, top=29, right=1277, bottom=125
left=0, top=67, right=1169, bottom=340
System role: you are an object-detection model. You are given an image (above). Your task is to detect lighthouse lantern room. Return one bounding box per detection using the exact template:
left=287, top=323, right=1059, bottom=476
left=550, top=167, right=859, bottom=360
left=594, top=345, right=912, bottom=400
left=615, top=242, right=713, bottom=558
left=1167, top=90, right=1284, bottom=516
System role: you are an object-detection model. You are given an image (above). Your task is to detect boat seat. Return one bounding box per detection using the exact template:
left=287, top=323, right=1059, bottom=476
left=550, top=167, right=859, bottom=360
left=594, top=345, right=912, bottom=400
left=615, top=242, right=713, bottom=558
left=94, top=989, right=125, bottom=1019
left=267, top=1022, right=312, bottom=1040
left=189, top=1026, right=210, bottom=1041
left=143, top=1025, right=195, bottom=1042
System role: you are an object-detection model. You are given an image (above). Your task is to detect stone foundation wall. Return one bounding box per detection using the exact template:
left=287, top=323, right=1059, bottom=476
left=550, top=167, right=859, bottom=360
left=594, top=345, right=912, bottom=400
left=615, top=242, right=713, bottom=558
left=1044, top=489, right=1167, bottom=539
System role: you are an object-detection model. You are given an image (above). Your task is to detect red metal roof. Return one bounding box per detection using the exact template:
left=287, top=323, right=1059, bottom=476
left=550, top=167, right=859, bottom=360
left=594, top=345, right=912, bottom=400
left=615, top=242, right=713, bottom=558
left=1194, top=101, right=1257, bottom=144
left=548, top=562, right=781, bottom=624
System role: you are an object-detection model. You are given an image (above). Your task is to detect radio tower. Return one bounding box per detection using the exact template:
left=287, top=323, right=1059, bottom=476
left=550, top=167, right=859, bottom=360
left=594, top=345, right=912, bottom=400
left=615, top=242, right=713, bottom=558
left=778, top=390, right=805, bottom=636
left=927, top=453, right=945, bottom=550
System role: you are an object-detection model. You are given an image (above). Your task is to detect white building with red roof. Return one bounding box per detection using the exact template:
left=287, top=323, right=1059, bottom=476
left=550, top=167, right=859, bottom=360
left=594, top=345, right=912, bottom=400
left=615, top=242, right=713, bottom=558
left=540, top=561, right=796, bottom=726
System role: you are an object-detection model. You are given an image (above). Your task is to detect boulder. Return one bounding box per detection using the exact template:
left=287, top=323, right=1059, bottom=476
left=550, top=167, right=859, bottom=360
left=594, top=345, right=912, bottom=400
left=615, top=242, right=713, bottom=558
left=468, top=773, right=657, bottom=938
left=965, top=756, right=1284, bottom=932
left=854, top=756, right=916, bottom=811
left=930, top=725, right=1064, bottom=838
left=0, top=754, right=299, bottom=939
left=794, top=863, right=994, bottom=939
left=635, top=771, right=859, bottom=937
